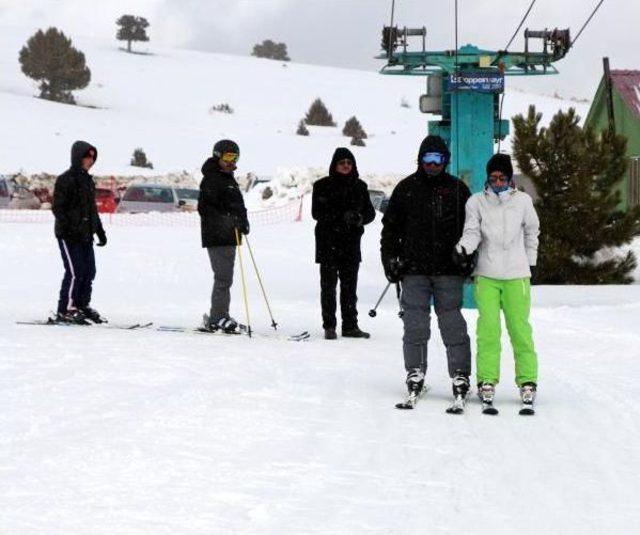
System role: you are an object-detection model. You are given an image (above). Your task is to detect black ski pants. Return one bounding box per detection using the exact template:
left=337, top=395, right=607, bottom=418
left=57, top=238, right=96, bottom=313
left=319, top=262, right=359, bottom=330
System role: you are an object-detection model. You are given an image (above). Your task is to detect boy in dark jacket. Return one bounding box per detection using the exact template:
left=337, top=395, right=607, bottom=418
left=312, top=147, right=375, bottom=340
left=52, top=140, right=107, bottom=324
left=198, top=139, right=249, bottom=333
left=381, top=135, right=472, bottom=405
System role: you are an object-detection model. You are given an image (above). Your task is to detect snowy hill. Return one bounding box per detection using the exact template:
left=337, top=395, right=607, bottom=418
left=0, top=25, right=589, bottom=179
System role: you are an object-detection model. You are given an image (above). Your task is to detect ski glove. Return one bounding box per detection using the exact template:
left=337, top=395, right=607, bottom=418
left=452, top=245, right=476, bottom=276
left=234, top=216, right=250, bottom=235
left=96, top=229, right=107, bottom=247
left=383, top=257, right=406, bottom=283
left=529, top=265, right=537, bottom=284
left=343, top=210, right=364, bottom=227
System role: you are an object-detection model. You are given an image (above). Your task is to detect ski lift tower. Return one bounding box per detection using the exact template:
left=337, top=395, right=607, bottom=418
left=379, top=25, right=571, bottom=192
left=378, top=25, right=571, bottom=305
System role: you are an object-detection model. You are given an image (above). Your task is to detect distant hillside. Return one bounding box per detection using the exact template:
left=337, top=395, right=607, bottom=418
left=0, top=25, right=590, bottom=178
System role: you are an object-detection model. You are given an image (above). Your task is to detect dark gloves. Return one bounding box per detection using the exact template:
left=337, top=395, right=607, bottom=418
left=452, top=245, right=476, bottom=276
left=529, top=265, right=537, bottom=284
left=343, top=210, right=364, bottom=227
left=234, top=216, right=250, bottom=235
left=383, top=257, right=406, bottom=283
left=96, top=228, right=107, bottom=247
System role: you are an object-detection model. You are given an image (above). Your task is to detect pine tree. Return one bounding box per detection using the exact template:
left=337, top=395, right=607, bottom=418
left=19, top=28, right=91, bottom=104
left=296, top=120, right=309, bottom=136
left=130, top=148, right=153, bottom=169
left=251, top=40, right=290, bottom=61
left=304, top=98, right=336, bottom=127
left=116, top=15, right=150, bottom=53
left=351, top=136, right=365, bottom=147
left=512, top=105, right=640, bottom=284
left=343, top=116, right=367, bottom=139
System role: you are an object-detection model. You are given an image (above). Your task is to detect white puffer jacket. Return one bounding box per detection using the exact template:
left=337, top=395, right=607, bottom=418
left=458, top=188, right=539, bottom=280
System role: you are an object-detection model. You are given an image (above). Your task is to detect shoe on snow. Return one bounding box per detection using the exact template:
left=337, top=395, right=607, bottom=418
left=341, top=326, right=370, bottom=339
left=406, top=369, right=425, bottom=394
left=80, top=307, right=106, bottom=324
left=478, top=382, right=499, bottom=415
left=55, top=309, right=89, bottom=325
left=446, top=372, right=470, bottom=414
left=210, top=316, right=239, bottom=334
left=519, top=382, right=537, bottom=415
left=324, top=328, right=337, bottom=340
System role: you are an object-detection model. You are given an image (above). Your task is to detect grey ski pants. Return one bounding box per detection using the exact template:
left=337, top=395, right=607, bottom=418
left=207, top=245, right=236, bottom=322
left=401, top=275, right=471, bottom=378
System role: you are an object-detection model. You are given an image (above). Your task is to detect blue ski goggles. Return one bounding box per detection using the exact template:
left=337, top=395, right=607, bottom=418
left=421, top=152, right=447, bottom=165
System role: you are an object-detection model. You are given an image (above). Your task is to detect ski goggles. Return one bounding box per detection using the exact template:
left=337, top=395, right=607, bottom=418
left=421, top=152, right=446, bottom=165
left=221, top=152, right=240, bottom=163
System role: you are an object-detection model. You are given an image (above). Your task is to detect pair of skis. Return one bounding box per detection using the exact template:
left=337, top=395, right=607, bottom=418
left=16, top=318, right=154, bottom=330
left=395, top=389, right=535, bottom=415
left=157, top=314, right=310, bottom=342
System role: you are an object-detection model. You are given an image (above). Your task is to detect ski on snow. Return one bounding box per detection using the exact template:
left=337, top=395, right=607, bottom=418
left=16, top=318, right=153, bottom=330
left=395, top=385, right=429, bottom=410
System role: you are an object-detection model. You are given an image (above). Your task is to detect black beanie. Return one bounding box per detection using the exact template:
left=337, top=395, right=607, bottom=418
left=417, top=135, right=450, bottom=163
left=486, top=153, right=513, bottom=179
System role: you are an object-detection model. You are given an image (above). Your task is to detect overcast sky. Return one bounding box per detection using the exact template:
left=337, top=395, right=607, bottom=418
left=0, top=0, right=634, bottom=99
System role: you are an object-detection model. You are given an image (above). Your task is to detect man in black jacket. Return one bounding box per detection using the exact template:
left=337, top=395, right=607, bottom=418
left=312, top=147, right=376, bottom=340
left=52, top=140, right=107, bottom=324
left=381, top=135, right=472, bottom=402
left=198, top=139, right=249, bottom=333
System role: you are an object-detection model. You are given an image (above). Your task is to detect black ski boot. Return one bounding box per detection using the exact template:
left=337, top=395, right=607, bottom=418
left=212, top=316, right=239, bottom=334
left=519, top=382, right=537, bottom=415
left=446, top=372, right=470, bottom=414
left=341, top=326, right=370, bottom=339
left=55, top=309, right=89, bottom=325
left=81, top=307, right=106, bottom=324
left=395, top=369, right=426, bottom=409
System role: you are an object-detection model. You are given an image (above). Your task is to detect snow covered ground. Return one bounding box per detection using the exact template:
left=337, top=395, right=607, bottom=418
left=1, top=205, right=640, bottom=534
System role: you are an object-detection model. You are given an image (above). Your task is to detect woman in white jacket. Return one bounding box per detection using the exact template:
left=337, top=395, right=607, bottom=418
left=454, top=153, right=540, bottom=412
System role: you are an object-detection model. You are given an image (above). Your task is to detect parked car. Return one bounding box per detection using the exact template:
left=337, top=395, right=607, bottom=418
left=0, top=176, right=9, bottom=209
left=117, top=184, right=193, bottom=214
left=95, top=188, right=118, bottom=213
left=175, top=188, right=199, bottom=212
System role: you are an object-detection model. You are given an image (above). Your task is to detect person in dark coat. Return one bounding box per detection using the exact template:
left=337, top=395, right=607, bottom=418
left=312, top=147, right=375, bottom=340
left=380, top=135, right=472, bottom=403
left=198, top=139, right=249, bottom=333
left=52, top=140, right=107, bottom=324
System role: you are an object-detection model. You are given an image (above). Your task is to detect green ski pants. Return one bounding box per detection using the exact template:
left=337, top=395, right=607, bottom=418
left=474, top=276, right=538, bottom=386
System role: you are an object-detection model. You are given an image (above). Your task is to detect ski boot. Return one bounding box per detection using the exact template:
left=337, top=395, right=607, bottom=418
left=210, top=316, right=239, bottom=334
left=55, top=309, right=89, bottom=325
left=446, top=372, right=470, bottom=414
left=396, top=369, right=426, bottom=409
left=519, top=382, right=537, bottom=415
left=478, top=382, right=498, bottom=415
left=80, top=307, right=106, bottom=324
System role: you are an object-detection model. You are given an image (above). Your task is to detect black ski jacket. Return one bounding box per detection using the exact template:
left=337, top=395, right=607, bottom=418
left=52, top=141, right=104, bottom=243
left=198, top=158, right=248, bottom=247
left=312, top=148, right=375, bottom=265
left=381, top=168, right=470, bottom=276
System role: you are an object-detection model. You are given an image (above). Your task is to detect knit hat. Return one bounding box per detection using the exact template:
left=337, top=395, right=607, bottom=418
left=486, top=153, right=513, bottom=180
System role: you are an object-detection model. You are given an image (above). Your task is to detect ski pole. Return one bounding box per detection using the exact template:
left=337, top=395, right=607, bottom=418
left=396, top=282, right=404, bottom=318
left=234, top=228, right=252, bottom=337
left=368, top=281, right=392, bottom=318
left=244, top=235, right=278, bottom=330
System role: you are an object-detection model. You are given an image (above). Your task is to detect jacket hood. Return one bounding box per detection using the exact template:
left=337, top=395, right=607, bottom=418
left=71, top=140, right=97, bottom=169
left=329, top=147, right=359, bottom=178
left=417, top=135, right=450, bottom=164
